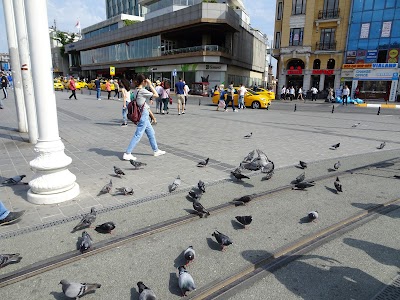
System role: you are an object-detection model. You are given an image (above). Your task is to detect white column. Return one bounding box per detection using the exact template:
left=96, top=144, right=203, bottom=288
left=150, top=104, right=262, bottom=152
left=24, top=0, right=79, bottom=204
left=12, top=0, right=38, bottom=143
left=2, top=0, right=27, bottom=132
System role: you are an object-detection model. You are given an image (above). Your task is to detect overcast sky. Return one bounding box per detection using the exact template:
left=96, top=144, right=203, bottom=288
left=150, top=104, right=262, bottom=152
left=0, top=0, right=276, bottom=53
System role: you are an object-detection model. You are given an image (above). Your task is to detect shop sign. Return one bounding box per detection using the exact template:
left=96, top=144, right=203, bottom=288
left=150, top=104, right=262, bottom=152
left=365, top=50, right=378, bottom=63
left=287, top=69, right=302, bottom=75
left=341, top=69, right=354, bottom=78
left=372, top=63, right=398, bottom=68
left=353, top=68, right=398, bottom=80
left=342, top=64, right=372, bottom=69
left=356, top=50, right=367, bottom=63
left=312, top=69, right=334, bottom=75
left=381, top=21, right=392, bottom=38
left=388, top=49, right=399, bottom=63
left=389, top=79, right=398, bottom=102
left=360, top=23, right=370, bottom=39
left=346, top=51, right=357, bottom=64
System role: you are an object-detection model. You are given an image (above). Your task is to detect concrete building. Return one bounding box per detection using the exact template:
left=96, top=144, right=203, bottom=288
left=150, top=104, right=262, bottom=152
left=49, top=28, right=78, bottom=77
left=106, top=0, right=141, bottom=18
left=274, top=0, right=350, bottom=97
left=0, top=53, right=10, bottom=71
left=65, top=1, right=266, bottom=89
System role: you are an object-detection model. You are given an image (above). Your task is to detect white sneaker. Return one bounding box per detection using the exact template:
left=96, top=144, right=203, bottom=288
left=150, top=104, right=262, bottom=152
left=123, top=153, right=137, bottom=161
left=97, top=98, right=101, bottom=101
left=154, top=149, right=166, bottom=157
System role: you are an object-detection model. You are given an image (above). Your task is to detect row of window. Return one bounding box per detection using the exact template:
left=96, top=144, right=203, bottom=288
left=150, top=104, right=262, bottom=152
left=144, top=0, right=200, bottom=14
left=84, top=23, right=118, bottom=39
left=276, top=0, right=339, bottom=19
left=353, top=0, right=400, bottom=12
left=275, top=28, right=335, bottom=48
left=286, top=58, right=336, bottom=70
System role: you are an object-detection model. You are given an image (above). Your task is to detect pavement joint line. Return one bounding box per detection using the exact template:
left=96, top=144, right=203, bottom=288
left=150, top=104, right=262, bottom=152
left=188, top=198, right=400, bottom=300
left=372, top=274, right=400, bottom=300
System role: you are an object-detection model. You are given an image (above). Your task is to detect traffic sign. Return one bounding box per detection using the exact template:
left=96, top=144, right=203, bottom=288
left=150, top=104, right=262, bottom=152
left=110, top=66, right=115, bottom=76
left=172, top=69, right=177, bottom=76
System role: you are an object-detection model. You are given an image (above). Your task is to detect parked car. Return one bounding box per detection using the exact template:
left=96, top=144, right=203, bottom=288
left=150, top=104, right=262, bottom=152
left=250, top=87, right=275, bottom=100
left=87, top=80, right=96, bottom=90
left=100, top=81, right=115, bottom=91
left=212, top=88, right=271, bottom=109
left=53, top=81, right=64, bottom=91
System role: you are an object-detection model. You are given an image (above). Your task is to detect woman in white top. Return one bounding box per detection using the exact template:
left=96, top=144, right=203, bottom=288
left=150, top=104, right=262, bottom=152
left=122, top=74, right=166, bottom=161
left=120, top=79, right=131, bottom=127
left=297, top=87, right=304, bottom=101
left=161, top=80, right=171, bottom=114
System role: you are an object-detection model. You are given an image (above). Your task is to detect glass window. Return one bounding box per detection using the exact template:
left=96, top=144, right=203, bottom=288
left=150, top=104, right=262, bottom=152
left=353, top=0, right=363, bottom=12
left=352, top=12, right=362, bottom=23
left=377, top=50, right=388, bottom=62
left=369, top=22, right=381, bottom=39
left=292, top=0, right=306, bottom=15
left=392, top=20, right=400, bottom=37
left=320, top=28, right=335, bottom=50
left=289, top=28, right=304, bottom=46
left=364, top=0, right=373, bottom=10
left=374, top=0, right=385, bottom=9
left=361, top=11, right=372, bottom=22
left=275, top=32, right=281, bottom=48
left=277, top=2, right=283, bottom=20
left=358, top=39, right=368, bottom=49
left=348, top=40, right=358, bottom=50
left=382, top=9, right=395, bottom=21
left=313, top=59, right=321, bottom=69
left=327, top=59, right=335, bottom=69
left=372, top=10, right=383, bottom=22
left=323, top=0, right=338, bottom=11
left=379, top=38, right=391, bottom=48
left=368, top=39, right=379, bottom=49
left=349, top=24, right=361, bottom=40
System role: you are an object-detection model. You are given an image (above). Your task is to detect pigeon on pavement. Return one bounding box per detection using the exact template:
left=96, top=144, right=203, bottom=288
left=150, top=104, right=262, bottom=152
left=334, top=177, right=343, bottom=193
left=189, top=190, right=203, bottom=201
left=2, top=175, right=26, bottom=185
left=334, top=161, right=341, bottom=170
left=299, top=161, right=307, bottom=169
left=115, top=187, right=134, bottom=195
left=352, top=122, right=360, bottom=127
left=197, top=180, right=206, bottom=193
left=212, top=230, right=233, bottom=251
left=178, top=265, right=196, bottom=296
left=95, top=222, right=115, bottom=234
left=130, top=160, right=147, bottom=169
left=137, top=281, right=157, bottom=300
left=73, top=207, right=97, bottom=232
left=308, top=211, right=319, bottom=222
left=79, top=231, right=93, bottom=253
left=233, top=194, right=254, bottom=206
left=59, top=280, right=101, bottom=299
left=292, top=181, right=315, bottom=190
left=295, top=172, right=306, bottom=183
left=235, top=216, right=253, bottom=229
left=0, top=253, right=22, bottom=268
left=261, top=171, right=274, bottom=181
left=184, top=246, right=195, bottom=266
left=193, top=200, right=210, bottom=218
left=197, top=158, right=209, bottom=167
left=330, top=143, right=340, bottom=150
left=169, top=176, right=181, bottom=192
left=100, top=180, right=113, bottom=195
left=231, top=168, right=250, bottom=180
left=114, top=166, right=125, bottom=177
left=244, top=132, right=252, bottom=138
left=377, top=142, right=386, bottom=149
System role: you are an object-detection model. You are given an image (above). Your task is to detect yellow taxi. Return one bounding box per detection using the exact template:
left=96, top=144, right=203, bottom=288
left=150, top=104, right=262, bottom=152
left=87, top=80, right=96, bottom=90
left=76, top=80, right=87, bottom=89
left=53, top=80, right=64, bottom=91
left=63, top=79, right=82, bottom=90
left=250, top=87, right=276, bottom=100
left=100, top=80, right=115, bottom=91
left=212, top=87, right=271, bottom=109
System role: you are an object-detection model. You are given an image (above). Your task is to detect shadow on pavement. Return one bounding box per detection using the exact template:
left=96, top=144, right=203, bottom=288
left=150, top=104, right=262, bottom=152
left=130, top=286, right=140, bottom=300
left=351, top=202, right=400, bottom=219
left=50, top=291, right=69, bottom=300
left=168, top=272, right=181, bottom=296
left=206, top=237, right=222, bottom=251
left=325, top=186, right=338, bottom=194
left=231, top=219, right=244, bottom=230
left=88, top=148, right=121, bottom=158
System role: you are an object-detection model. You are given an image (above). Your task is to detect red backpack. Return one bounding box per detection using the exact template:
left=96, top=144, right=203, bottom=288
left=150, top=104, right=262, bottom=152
left=127, top=100, right=145, bottom=125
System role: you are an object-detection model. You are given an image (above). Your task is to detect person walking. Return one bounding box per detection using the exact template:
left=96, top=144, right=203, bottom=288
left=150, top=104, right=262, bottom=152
left=175, top=77, right=185, bottom=115
left=216, top=84, right=225, bottom=111
left=113, top=80, right=120, bottom=100
left=281, top=86, right=286, bottom=100
left=342, top=85, right=350, bottom=105
left=68, top=76, right=77, bottom=100
left=7, top=73, right=12, bottom=88
left=95, top=76, right=101, bottom=100
left=238, top=83, right=246, bottom=109
left=183, top=81, right=190, bottom=107
left=120, top=78, right=131, bottom=127
left=1, top=72, right=8, bottom=99
left=122, top=74, right=166, bottom=161
left=155, top=80, right=163, bottom=114
left=289, top=86, right=295, bottom=101
left=311, top=86, right=318, bottom=101
left=224, top=81, right=237, bottom=112
left=106, top=80, right=112, bottom=100
left=297, top=87, right=304, bottom=101
left=161, top=80, right=171, bottom=114
left=0, top=200, right=25, bottom=226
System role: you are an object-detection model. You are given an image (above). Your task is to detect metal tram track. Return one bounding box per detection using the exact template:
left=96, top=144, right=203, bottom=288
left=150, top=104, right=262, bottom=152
left=0, top=157, right=397, bottom=289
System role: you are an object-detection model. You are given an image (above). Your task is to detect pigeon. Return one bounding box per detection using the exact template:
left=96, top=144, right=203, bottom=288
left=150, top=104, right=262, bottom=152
left=100, top=180, right=113, bottom=195
left=233, top=194, right=254, bottom=206
left=169, top=175, right=181, bottom=192
left=352, top=122, right=361, bottom=127
left=231, top=168, right=250, bottom=180
left=79, top=231, right=93, bottom=253
left=261, top=171, right=274, bottom=181
left=0, top=253, right=22, bottom=268
left=292, top=181, right=315, bottom=190
left=377, top=107, right=381, bottom=115
left=188, top=190, right=202, bottom=201
left=115, top=187, right=134, bottom=195
left=331, top=143, right=340, bottom=149
left=235, top=216, right=253, bottom=229
left=261, top=159, right=275, bottom=174
left=334, top=161, right=341, bottom=170
left=137, top=281, right=157, bottom=300
left=299, top=161, right=307, bottom=169
left=308, top=211, right=319, bottom=222
left=334, top=177, right=342, bottom=193
left=244, top=132, right=252, bottom=138
left=73, top=207, right=97, bottom=232
left=59, top=280, right=101, bottom=299
left=184, top=246, right=195, bottom=266
left=2, top=175, right=26, bottom=185
left=130, top=160, right=147, bottom=169
left=114, top=166, right=125, bottom=177
left=377, top=142, right=386, bottom=149
left=295, top=172, right=305, bottom=183
left=178, top=265, right=196, bottom=296
left=193, top=200, right=210, bottom=218
left=197, top=158, right=209, bottom=167
left=394, top=175, right=400, bottom=179
left=197, top=180, right=206, bottom=193
left=212, top=230, right=233, bottom=251
left=95, top=222, right=115, bottom=234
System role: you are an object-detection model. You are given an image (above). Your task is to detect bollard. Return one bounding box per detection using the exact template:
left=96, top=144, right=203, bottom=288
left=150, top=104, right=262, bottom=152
left=89, top=89, right=91, bottom=96
left=331, top=105, right=334, bottom=113
left=377, top=107, right=381, bottom=115
left=199, top=98, right=201, bottom=106
left=81, top=89, right=83, bottom=94
left=294, top=104, right=297, bottom=112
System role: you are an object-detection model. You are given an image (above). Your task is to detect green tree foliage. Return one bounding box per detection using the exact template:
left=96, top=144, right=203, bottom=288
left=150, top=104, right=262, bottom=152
left=123, top=20, right=139, bottom=26
left=52, top=31, right=76, bottom=57
left=203, top=0, right=217, bottom=2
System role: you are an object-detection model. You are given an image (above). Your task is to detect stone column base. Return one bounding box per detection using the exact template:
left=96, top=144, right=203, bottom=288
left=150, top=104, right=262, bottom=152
left=27, top=183, right=80, bottom=205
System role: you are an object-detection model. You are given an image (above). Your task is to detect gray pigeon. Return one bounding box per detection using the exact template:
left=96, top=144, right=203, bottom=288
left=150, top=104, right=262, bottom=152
left=352, top=122, right=360, bottom=127
left=241, top=149, right=275, bottom=173
left=197, top=180, right=206, bottom=193
left=178, top=265, right=196, bottom=296
left=295, top=172, right=305, bottom=183
left=59, top=280, right=101, bottom=299
left=308, top=211, right=319, bottom=222
left=244, top=132, right=252, bottom=138
left=169, top=176, right=181, bottom=192
left=377, top=142, right=386, bottom=149
left=233, top=194, right=254, bottom=206
left=137, top=281, right=157, bottom=300
left=189, top=190, right=202, bottom=201
left=193, top=200, right=210, bottom=218
left=2, top=175, right=26, bottom=185
left=334, top=161, right=341, bottom=170
left=0, top=253, right=22, bottom=268
left=334, top=177, right=342, bottom=193
left=331, top=143, right=340, bottom=149
left=197, top=158, right=209, bottom=167
left=235, top=216, right=253, bottom=229
left=231, top=168, right=250, bottom=180
left=100, top=180, right=112, bottom=195
left=95, top=222, right=115, bottom=234
left=73, top=207, right=97, bottom=232
left=212, top=230, right=233, bottom=251
left=130, top=160, right=147, bottom=169
left=114, top=166, right=125, bottom=177
left=184, top=246, right=195, bottom=265
left=79, top=231, right=93, bottom=253
left=299, top=161, right=307, bottom=169
left=115, top=187, right=134, bottom=195
left=292, top=181, right=315, bottom=190
left=261, top=171, right=274, bottom=181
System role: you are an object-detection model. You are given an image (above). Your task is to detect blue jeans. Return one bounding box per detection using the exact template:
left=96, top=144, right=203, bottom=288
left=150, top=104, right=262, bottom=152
left=96, top=88, right=101, bottom=99
left=122, top=107, right=128, bottom=123
left=238, top=95, right=244, bottom=108
left=0, top=201, right=10, bottom=220
left=126, top=109, right=159, bottom=154
left=2, top=87, right=7, bottom=99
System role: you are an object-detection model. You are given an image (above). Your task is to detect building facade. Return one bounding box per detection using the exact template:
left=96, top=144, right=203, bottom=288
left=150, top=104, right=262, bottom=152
left=66, top=1, right=266, bottom=89
left=106, top=0, right=141, bottom=18
left=274, top=0, right=350, bottom=96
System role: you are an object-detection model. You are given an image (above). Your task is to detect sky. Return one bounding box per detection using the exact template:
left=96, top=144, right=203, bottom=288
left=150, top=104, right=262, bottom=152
left=0, top=0, right=276, bottom=53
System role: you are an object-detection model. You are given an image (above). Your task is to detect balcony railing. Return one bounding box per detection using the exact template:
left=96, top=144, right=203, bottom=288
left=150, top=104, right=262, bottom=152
left=161, top=45, right=230, bottom=56
left=316, top=41, right=336, bottom=51
left=318, top=8, right=340, bottom=20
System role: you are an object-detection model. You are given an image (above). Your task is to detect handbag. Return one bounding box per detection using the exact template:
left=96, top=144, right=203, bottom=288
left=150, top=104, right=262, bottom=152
left=169, top=97, right=172, bottom=104
left=218, top=100, right=225, bottom=108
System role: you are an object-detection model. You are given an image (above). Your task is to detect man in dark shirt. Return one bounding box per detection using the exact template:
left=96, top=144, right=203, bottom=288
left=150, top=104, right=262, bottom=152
left=1, top=72, right=8, bottom=99
left=95, top=76, right=101, bottom=100
left=175, top=77, right=185, bottom=115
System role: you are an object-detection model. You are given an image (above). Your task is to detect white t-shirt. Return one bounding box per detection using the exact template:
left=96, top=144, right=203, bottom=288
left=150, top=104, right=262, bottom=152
left=298, top=88, right=302, bottom=94
left=239, top=86, right=246, bottom=96
left=343, top=87, right=350, bottom=96
left=183, top=84, right=190, bottom=96
left=281, top=87, right=286, bottom=94
left=312, top=87, right=318, bottom=94
left=133, top=88, right=153, bottom=109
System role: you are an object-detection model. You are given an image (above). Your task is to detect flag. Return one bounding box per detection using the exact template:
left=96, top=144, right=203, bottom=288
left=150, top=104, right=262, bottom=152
left=75, top=20, right=81, bottom=30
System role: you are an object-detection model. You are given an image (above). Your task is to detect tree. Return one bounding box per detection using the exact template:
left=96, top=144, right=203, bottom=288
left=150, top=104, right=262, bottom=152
left=52, top=31, right=76, bottom=57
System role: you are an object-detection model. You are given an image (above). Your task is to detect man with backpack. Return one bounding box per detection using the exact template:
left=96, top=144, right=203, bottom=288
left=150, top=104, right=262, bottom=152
left=1, top=72, right=9, bottom=99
